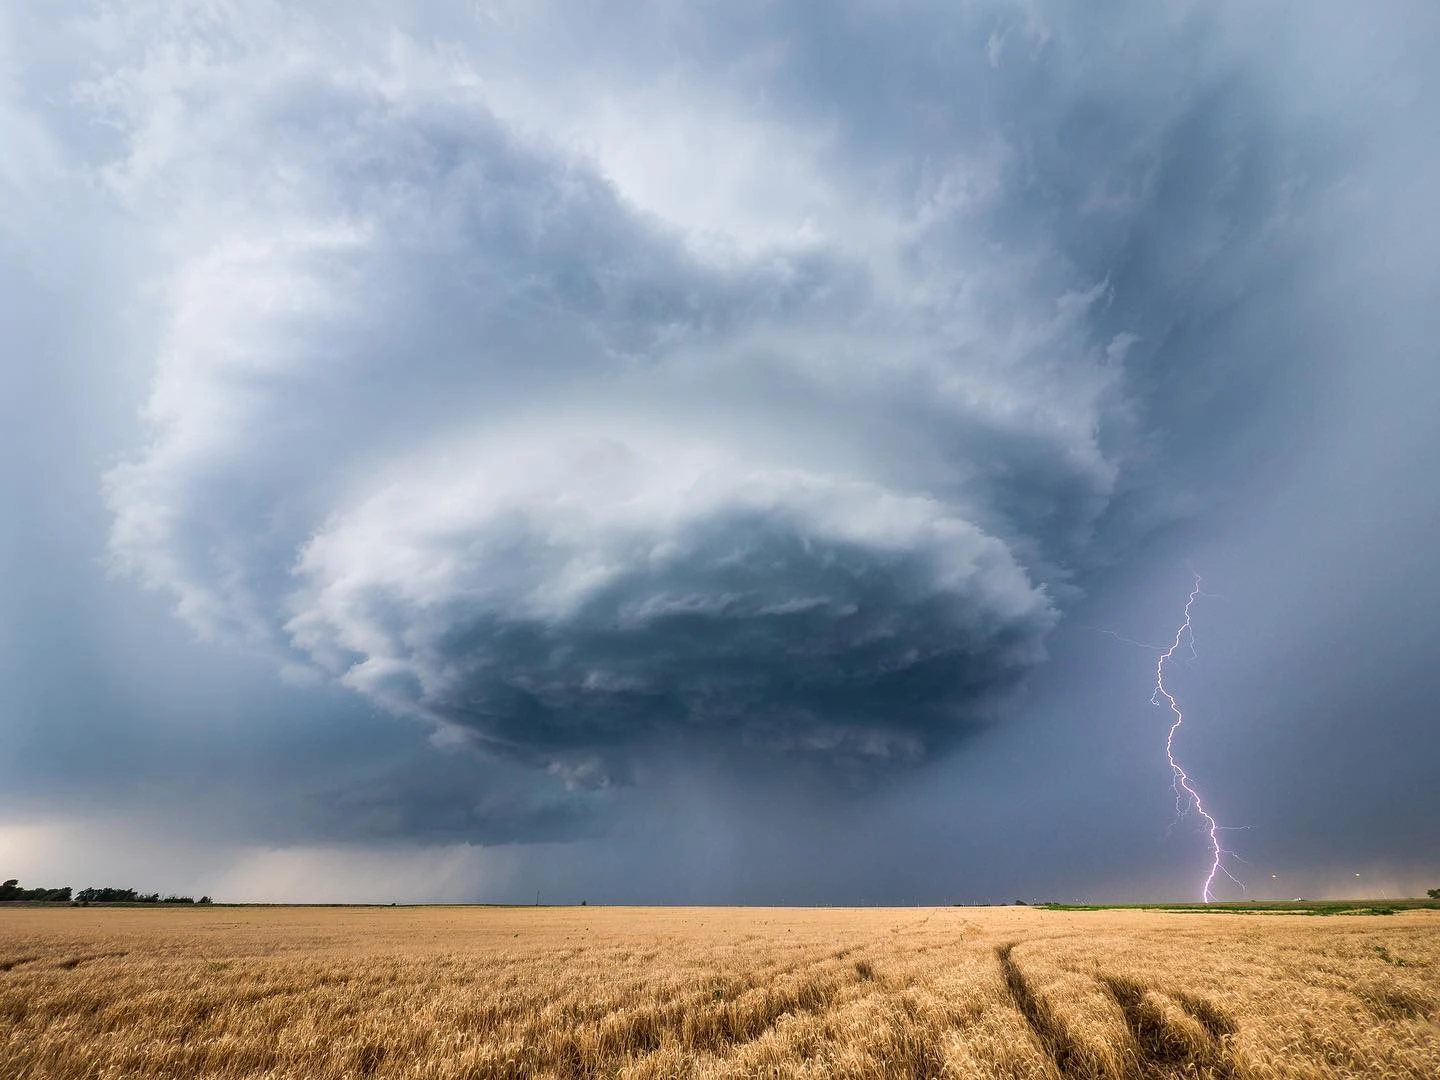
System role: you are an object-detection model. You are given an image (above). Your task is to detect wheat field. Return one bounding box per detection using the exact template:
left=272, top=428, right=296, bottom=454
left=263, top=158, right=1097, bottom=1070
left=1, top=904, right=1436, bottom=1078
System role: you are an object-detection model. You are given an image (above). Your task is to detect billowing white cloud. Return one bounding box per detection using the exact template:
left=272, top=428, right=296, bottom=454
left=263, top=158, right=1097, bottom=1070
left=4, top=0, right=1439, bottom=894
left=77, top=4, right=1164, bottom=782
left=285, top=424, right=1056, bottom=776
left=65, top=0, right=1408, bottom=790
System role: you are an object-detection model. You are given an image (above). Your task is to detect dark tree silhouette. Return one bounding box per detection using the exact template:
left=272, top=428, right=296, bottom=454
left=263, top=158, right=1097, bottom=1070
left=1, top=878, right=72, bottom=902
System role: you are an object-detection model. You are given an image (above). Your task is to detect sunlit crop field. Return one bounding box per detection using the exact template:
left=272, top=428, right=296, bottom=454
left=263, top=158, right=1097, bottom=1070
left=2, top=904, right=1436, bottom=1078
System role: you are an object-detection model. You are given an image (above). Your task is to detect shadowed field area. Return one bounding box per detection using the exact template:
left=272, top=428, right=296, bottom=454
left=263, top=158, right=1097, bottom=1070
left=1, top=905, right=1436, bottom=1078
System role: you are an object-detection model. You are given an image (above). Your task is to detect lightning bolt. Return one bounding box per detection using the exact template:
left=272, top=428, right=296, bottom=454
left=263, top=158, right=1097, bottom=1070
left=1153, top=576, right=1243, bottom=903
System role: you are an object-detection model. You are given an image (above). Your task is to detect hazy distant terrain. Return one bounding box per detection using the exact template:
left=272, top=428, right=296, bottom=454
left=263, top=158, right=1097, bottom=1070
left=2, top=906, right=1436, bottom=1078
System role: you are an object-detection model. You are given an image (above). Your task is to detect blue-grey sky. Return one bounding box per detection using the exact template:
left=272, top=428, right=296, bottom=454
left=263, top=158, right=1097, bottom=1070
left=2, top=0, right=1437, bottom=903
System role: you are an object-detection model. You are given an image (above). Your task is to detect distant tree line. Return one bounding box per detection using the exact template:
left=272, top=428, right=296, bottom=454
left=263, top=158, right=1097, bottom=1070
left=2, top=878, right=212, bottom=905
left=1429, top=887, right=1440, bottom=900
left=0, top=879, right=72, bottom=902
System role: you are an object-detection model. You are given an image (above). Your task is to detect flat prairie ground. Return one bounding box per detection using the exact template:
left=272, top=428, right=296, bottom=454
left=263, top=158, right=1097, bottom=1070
left=2, top=905, right=1437, bottom=1079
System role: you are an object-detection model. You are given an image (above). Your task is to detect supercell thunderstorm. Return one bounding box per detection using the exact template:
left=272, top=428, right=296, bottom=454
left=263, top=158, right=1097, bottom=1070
left=91, top=2, right=1350, bottom=815
left=100, top=6, right=1160, bottom=786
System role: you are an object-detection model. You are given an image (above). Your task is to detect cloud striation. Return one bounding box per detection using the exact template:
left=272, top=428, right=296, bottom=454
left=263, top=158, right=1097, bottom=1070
left=88, top=1, right=1322, bottom=788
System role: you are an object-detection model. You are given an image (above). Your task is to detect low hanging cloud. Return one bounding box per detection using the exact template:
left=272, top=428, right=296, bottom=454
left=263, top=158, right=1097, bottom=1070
left=88, top=1, right=1332, bottom=787
left=285, top=427, right=1059, bottom=781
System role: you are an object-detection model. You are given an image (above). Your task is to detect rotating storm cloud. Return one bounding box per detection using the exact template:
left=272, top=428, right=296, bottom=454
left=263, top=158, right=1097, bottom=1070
left=5, top=0, right=1438, bottom=901
left=98, top=3, right=1141, bottom=787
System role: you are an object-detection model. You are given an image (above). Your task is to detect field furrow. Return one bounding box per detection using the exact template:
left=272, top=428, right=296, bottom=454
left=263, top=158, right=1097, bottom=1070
left=1, top=906, right=1435, bottom=1078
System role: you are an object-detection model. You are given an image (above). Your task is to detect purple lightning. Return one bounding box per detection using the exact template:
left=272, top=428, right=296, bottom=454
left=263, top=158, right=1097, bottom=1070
left=1153, top=576, right=1243, bottom=903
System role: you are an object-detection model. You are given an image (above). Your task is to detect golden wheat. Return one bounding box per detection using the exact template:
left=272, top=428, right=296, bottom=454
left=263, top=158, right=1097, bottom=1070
left=1, top=904, right=1436, bottom=1078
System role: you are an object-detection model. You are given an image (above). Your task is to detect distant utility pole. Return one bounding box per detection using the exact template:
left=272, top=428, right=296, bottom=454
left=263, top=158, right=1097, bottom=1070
left=535, top=890, right=540, bottom=907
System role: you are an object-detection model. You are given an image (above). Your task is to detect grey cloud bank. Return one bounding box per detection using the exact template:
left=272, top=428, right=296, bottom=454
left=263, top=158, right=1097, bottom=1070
left=96, top=2, right=1129, bottom=782
left=2, top=0, right=1438, bottom=901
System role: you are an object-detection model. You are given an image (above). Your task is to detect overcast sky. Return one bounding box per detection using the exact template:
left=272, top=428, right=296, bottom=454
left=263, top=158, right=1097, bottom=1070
left=3, top=0, right=1437, bottom=904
